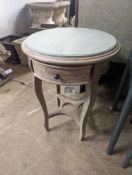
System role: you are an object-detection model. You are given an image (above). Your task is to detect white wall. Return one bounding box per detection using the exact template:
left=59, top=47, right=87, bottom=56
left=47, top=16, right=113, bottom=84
left=0, top=0, right=53, bottom=38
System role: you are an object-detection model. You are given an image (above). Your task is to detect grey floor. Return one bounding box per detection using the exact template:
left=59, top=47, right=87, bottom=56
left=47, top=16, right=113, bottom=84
left=0, top=64, right=132, bottom=175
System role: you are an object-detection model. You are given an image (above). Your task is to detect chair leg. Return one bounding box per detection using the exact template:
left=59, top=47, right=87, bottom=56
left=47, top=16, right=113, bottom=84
left=122, top=151, right=132, bottom=168
left=112, top=64, right=128, bottom=110
left=107, top=89, right=132, bottom=155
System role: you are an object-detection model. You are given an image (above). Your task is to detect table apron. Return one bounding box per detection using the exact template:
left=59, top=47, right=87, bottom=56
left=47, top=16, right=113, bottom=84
left=29, top=59, right=109, bottom=85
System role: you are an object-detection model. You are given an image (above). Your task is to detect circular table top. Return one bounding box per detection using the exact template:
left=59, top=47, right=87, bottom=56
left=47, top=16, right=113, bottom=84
left=22, top=28, right=120, bottom=66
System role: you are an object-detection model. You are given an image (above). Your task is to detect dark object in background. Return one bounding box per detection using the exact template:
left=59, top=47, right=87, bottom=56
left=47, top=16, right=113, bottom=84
left=106, top=50, right=132, bottom=168
left=69, top=0, right=79, bottom=27
left=41, top=24, right=59, bottom=28
left=0, top=35, right=21, bottom=64
left=100, top=62, right=126, bottom=85
left=81, top=62, right=126, bottom=94
left=70, top=0, right=76, bottom=17
left=0, top=68, right=13, bottom=86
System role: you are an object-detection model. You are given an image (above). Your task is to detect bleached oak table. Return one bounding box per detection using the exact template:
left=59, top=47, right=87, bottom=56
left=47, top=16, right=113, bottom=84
left=22, top=28, right=120, bottom=140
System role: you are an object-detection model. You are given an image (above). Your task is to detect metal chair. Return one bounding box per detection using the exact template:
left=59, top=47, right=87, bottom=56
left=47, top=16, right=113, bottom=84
left=106, top=49, right=132, bottom=168
left=122, top=151, right=132, bottom=168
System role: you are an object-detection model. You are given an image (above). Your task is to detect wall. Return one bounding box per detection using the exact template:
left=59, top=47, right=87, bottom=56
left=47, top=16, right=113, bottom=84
left=0, top=0, right=53, bottom=38
left=78, top=0, right=132, bottom=62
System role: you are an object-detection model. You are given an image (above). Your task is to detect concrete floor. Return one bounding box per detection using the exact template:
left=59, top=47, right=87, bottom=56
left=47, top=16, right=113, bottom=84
left=0, top=64, right=132, bottom=175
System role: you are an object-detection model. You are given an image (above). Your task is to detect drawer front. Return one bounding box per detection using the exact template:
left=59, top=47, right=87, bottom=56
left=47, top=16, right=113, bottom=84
left=30, top=59, right=92, bottom=85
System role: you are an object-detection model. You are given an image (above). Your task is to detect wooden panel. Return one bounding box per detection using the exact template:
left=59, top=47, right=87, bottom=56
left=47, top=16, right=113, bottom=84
left=31, top=59, right=93, bottom=85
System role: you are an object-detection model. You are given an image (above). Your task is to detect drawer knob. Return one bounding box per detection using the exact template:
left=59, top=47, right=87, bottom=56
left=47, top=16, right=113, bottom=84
left=54, top=74, right=60, bottom=80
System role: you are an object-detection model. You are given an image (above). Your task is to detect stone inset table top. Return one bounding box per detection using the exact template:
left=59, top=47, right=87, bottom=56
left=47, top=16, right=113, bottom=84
left=23, top=28, right=120, bottom=66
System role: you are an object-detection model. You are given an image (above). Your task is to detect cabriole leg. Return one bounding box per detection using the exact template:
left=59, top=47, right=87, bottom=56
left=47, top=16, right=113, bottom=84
left=33, top=76, right=49, bottom=131
left=79, top=63, right=106, bottom=141
left=79, top=81, right=98, bottom=141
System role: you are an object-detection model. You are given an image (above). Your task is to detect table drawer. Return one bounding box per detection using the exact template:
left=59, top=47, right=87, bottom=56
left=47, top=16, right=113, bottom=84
left=30, top=59, right=92, bottom=85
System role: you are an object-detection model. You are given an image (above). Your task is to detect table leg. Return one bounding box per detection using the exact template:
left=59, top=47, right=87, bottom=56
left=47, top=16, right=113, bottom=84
left=79, top=63, right=103, bottom=141
left=33, top=76, right=49, bottom=131
left=122, top=151, right=132, bottom=168
left=79, top=81, right=98, bottom=140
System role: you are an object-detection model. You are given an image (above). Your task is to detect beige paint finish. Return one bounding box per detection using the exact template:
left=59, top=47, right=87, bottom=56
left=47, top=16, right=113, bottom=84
left=22, top=27, right=120, bottom=140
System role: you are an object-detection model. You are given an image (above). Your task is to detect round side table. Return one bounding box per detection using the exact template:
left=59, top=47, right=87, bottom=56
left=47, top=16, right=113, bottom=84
left=22, top=28, right=121, bottom=140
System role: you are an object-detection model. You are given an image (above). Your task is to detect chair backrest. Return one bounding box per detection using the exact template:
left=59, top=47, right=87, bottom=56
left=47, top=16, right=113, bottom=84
left=78, top=0, right=132, bottom=63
